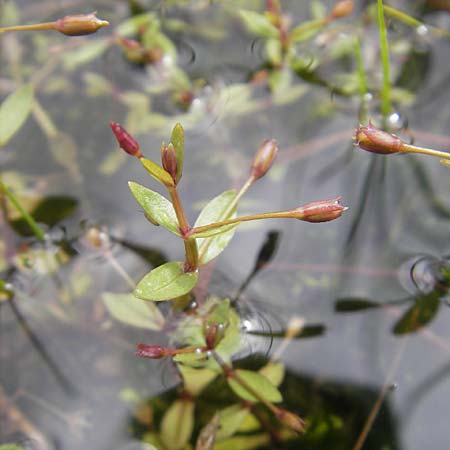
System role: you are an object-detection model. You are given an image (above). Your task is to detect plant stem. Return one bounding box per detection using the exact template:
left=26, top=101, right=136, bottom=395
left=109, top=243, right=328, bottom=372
left=354, top=35, right=368, bottom=98
left=0, top=179, right=46, bottom=242
left=191, top=210, right=294, bottom=236
left=0, top=22, right=56, bottom=33
left=377, top=0, right=391, bottom=118
left=401, top=143, right=450, bottom=161
left=168, top=186, right=198, bottom=270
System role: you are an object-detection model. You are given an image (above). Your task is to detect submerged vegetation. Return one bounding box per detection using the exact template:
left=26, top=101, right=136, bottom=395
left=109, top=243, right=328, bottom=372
left=1, top=1, right=450, bottom=449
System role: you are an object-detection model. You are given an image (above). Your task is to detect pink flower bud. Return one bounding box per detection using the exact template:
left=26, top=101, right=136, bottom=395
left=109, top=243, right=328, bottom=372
left=275, top=408, right=306, bottom=433
left=293, top=197, right=347, bottom=223
left=54, top=12, right=109, bottom=36
left=110, top=122, right=142, bottom=158
left=161, top=143, right=178, bottom=184
left=135, top=343, right=168, bottom=359
left=355, top=122, right=404, bottom=155
left=250, top=139, right=278, bottom=180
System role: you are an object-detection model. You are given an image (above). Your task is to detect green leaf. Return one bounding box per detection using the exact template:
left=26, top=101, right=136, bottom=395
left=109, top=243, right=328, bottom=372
left=238, top=10, right=279, bottom=38
left=170, top=123, right=184, bottom=183
left=228, top=369, right=282, bottom=403
left=62, top=38, right=109, bottom=71
left=0, top=445, right=25, bottom=450
left=217, top=404, right=251, bottom=440
left=140, top=157, right=175, bottom=187
left=134, top=261, right=198, bottom=301
left=214, top=434, right=270, bottom=450
left=0, top=84, right=34, bottom=146
left=128, top=182, right=180, bottom=235
left=178, top=365, right=218, bottom=396
left=259, top=362, right=285, bottom=387
left=195, top=190, right=237, bottom=265
left=102, top=292, right=164, bottom=330
left=335, top=298, right=380, bottom=312
left=393, top=293, right=440, bottom=335
left=160, top=399, right=194, bottom=450
left=289, top=18, right=325, bottom=43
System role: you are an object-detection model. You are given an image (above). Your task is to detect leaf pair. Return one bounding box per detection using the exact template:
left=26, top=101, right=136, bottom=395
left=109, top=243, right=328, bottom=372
left=129, top=183, right=237, bottom=301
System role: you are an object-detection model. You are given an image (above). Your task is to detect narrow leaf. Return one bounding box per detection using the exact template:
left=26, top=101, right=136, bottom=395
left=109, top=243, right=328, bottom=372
left=102, top=292, right=164, bottom=330
left=140, top=157, right=175, bottom=187
left=170, top=123, right=184, bottom=183
left=393, top=293, right=440, bottom=335
left=238, top=10, right=279, bottom=38
left=128, top=182, right=180, bottom=235
left=161, top=399, right=195, bottom=450
left=134, top=261, right=198, bottom=301
left=0, top=84, right=34, bottom=146
left=335, top=298, right=380, bottom=312
left=259, top=362, right=285, bottom=387
left=217, top=404, right=251, bottom=440
left=195, top=190, right=237, bottom=265
left=228, top=369, right=282, bottom=403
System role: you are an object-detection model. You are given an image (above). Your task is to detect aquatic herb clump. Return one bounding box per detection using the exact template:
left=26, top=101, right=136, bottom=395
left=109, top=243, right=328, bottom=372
left=110, top=122, right=346, bottom=302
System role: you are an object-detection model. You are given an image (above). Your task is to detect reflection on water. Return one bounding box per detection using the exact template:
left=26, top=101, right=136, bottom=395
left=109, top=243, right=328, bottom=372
left=2, top=0, right=450, bottom=449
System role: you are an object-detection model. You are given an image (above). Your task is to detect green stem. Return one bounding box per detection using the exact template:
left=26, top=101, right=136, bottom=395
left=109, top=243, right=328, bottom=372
left=191, top=209, right=294, bottom=236
left=168, top=186, right=198, bottom=270
left=401, top=143, right=450, bottom=161
left=0, top=22, right=56, bottom=33
left=354, top=35, right=368, bottom=98
left=0, top=179, right=46, bottom=242
left=377, top=0, right=391, bottom=118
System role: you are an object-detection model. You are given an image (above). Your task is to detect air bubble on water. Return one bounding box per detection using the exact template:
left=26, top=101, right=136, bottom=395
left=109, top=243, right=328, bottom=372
left=389, top=382, right=399, bottom=391
left=363, top=92, right=373, bottom=102
left=387, top=111, right=408, bottom=131
left=195, top=347, right=203, bottom=355
left=242, top=319, right=253, bottom=331
left=416, top=25, right=429, bottom=37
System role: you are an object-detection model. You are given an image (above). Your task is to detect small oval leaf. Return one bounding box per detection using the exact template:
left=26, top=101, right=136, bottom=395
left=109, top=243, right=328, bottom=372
left=195, top=190, right=237, bottom=265
left=134, top=261, right=198, bottom=301
left=0, top=84, right=34, bottom=146
left=140, top=157, right=174, bottom=187
left=102, top=292, right=164, bottom=330
left=170, top=122, right=184, bottom=183
left=238, top=10, right=279, bottom=38
left=228, top=369, right=282, bottom=403
left=161, top=399, right=195, bottom=450
left=128, top=182, right=180, bottom=235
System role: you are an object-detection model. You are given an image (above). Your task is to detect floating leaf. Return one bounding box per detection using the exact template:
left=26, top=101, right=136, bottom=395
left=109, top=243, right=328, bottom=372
left=102, top=292, right=164, bottom=330
left=289, top=18, right=325, bottom=43
left=393, top=293, right=440, bottom=335
left=128, top=182, right=179, bottom=235
left=195, top=190, right=237, bottom=265
left=161, top=399, right=194, bottom=450
left=140, top=157, right=175, bottom=187
left=134, top=261, right=198, bottom=301
left=214, top=433, right=270, bottom=450
left=10, top=196, right=77, bottom=237
left=217, top=404, right=251, bottom=440
left=238, top=10, right=279, bottom=38
left=228, top=369, right=282, bottom=403
left=335, top=298, right=380, bottom=312
left=170, top=123, right=184, bottom=183
left=0, top=84, right=34, bottom=146
left=0, top=445, right=25, bottom=450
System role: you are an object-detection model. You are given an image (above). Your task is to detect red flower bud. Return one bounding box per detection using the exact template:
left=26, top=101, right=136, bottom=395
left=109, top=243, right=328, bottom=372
left=293, top=197, right=347, bottom=223
left=250, top=139, right=278, bottom=180
left=54, top=12, right=109, bottom=36
left=161, top=143, right=178, bottom=184
left=110, top=122, right=142, bottom=158
left=135, top=343, right=168, bottom=359
left=355, top=122, right=404, bottom=155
